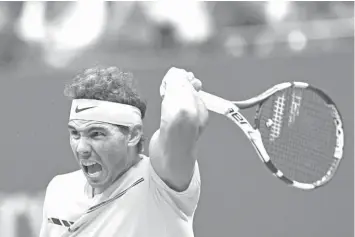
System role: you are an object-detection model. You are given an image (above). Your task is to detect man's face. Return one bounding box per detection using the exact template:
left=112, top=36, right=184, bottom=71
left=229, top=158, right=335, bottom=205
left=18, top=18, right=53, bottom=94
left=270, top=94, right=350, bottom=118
left=68, top=120, right=130, bottom=192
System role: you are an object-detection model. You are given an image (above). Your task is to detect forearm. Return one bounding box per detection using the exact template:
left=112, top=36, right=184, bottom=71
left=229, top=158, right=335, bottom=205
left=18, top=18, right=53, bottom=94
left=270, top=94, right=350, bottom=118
left=158, top=77, right=200, bottom=168
left=149, top=67, right=207, bottom=191
left=159, top=70, right=203, bottom=154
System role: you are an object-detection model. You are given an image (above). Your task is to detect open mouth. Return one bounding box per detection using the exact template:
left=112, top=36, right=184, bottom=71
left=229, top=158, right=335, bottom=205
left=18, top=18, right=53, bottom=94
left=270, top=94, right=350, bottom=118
left=81, top=160, right=103, bottom=178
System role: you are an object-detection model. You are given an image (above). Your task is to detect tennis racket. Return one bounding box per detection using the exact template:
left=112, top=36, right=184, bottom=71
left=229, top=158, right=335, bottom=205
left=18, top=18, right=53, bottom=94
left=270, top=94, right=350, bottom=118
left=198, top=82, right=344, bottom=190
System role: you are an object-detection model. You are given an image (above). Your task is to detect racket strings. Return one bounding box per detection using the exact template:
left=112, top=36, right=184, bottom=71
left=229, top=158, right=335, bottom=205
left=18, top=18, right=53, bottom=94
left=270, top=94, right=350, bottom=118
left=266, top=128, right=334, bottom=182
left=269, top=94, right=285, bottom=141
left=258, top=87, right=338, bottom=184
left=280, top=94, right=336, bottom=178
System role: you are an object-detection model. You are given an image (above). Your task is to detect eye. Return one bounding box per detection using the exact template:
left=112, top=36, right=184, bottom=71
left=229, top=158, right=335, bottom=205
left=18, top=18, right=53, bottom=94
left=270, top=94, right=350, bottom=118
left=90, top=131, right=105, bottom=138
left=69, top=130, right=80, bottom=139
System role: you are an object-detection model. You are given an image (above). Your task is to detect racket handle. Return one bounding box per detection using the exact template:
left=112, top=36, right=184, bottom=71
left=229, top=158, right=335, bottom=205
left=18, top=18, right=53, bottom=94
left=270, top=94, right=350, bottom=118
left=198, top=90, right=237, bottom=115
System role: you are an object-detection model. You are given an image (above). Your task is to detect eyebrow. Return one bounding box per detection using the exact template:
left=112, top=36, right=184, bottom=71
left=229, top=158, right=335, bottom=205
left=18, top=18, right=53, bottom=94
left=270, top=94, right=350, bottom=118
left=68, top=124, right=109, bottom=132
left=68, top=125, right=76, bottom=130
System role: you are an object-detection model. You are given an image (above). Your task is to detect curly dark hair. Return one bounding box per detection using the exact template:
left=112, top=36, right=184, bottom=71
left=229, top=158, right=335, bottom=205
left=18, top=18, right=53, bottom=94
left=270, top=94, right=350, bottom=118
left=64, top=65, right=147, bottom=153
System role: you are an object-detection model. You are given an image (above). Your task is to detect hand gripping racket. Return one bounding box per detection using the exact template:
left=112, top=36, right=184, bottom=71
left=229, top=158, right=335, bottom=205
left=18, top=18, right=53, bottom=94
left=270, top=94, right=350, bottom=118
left=198, top=82, right=344, bottom=190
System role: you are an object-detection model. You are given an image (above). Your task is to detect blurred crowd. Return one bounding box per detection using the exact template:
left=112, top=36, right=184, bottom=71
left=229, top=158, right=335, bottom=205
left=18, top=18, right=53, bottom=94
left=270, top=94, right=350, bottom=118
left=0, top=1, right=353, bottom=69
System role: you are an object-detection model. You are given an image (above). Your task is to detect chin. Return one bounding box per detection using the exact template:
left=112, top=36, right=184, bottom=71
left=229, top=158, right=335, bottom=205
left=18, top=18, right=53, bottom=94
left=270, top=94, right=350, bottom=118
left=87, top=174, right=112, bottom=190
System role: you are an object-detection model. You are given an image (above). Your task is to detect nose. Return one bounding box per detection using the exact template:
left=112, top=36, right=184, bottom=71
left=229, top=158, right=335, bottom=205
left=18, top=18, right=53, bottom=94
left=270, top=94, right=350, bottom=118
left=76, top=137, right=91, bottom=158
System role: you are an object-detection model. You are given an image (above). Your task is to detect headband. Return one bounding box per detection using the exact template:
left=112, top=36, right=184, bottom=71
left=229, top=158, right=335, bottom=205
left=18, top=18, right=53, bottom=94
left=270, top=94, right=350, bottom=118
left=69, top=99, right=142, bottom=127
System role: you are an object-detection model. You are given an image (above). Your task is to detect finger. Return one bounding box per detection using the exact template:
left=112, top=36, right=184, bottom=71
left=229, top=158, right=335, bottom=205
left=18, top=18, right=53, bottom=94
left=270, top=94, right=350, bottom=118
left=191, top=78, right=202, bottom=91
left=166, top=67, right=185, bottom=78
left=186, top=72, right=195, bottom=81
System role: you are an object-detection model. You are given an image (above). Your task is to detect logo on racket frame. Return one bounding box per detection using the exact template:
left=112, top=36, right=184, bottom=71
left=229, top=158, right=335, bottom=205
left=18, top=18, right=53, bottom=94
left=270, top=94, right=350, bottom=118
left=227, top=108, right=247, bottom=125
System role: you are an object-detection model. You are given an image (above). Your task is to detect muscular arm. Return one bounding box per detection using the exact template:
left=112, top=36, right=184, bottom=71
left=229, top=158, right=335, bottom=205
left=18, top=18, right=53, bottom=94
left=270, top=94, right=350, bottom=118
left=149, top=68, right=208, bottom=192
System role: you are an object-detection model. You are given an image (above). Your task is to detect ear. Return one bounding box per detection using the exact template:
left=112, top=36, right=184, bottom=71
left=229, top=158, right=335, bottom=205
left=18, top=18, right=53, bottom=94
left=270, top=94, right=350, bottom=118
left=127, top=124, right=143, bottom=147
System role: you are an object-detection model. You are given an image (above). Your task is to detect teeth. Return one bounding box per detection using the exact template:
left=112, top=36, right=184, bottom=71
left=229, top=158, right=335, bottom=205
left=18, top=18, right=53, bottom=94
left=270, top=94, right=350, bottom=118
left=81, top=160, right=97, bottom=166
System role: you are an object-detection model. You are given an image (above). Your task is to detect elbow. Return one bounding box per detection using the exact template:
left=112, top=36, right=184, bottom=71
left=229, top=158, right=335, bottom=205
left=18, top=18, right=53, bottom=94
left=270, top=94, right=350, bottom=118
left=173, top=106, right=200, bottom=126
left=161, top=105, right=200, bottom=134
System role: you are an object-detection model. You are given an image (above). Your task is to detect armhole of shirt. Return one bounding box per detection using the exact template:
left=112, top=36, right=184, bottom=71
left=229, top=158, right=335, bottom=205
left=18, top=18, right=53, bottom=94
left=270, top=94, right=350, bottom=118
left=148, top=158, right=201, bottom=218
left=148, top=159, right=200, bottom=196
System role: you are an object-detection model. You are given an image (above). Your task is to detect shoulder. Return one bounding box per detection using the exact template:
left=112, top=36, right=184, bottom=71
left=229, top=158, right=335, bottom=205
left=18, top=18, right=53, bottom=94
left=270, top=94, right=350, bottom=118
left=45, top=170, right=85, bottom=198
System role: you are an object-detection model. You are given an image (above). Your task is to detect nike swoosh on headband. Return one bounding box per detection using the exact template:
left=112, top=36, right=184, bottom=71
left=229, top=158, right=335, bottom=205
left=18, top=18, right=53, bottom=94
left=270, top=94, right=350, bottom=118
left=75, top=106, right=96, bottom=113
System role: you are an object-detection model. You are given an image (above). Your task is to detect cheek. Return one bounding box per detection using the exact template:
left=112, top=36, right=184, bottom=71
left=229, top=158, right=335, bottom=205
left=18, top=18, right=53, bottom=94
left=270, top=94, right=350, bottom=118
left=97, top=139, right=127, bottom=167
left=69, top=138, right=77, bottom=152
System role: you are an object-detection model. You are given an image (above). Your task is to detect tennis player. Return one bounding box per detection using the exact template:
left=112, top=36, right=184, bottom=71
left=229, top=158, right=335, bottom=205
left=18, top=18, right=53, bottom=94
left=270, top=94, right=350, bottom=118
left=39, top=66, right=208, bottom=237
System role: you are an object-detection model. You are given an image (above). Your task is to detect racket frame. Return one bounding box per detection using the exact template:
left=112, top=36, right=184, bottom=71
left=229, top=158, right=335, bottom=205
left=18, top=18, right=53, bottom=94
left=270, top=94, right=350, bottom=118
left=198, top=82, right=344, bottom=190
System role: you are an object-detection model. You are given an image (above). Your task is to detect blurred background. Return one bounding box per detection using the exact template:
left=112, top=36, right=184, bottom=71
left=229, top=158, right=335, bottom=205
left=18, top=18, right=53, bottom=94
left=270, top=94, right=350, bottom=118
left=0, top=1, right=353, bottom=237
